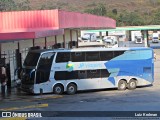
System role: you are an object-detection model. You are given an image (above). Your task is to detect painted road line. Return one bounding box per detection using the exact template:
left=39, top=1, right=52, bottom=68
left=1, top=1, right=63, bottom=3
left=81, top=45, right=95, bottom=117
left=0, top=103, right=48, bottom=111
left=25, top=95, right=63, bottom=102
left=0, top=117, right=26, bottom=120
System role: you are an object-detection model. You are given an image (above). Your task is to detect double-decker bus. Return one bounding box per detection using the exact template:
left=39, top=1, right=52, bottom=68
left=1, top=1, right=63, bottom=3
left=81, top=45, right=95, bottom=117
left=20, top=47, right=154, bottom=94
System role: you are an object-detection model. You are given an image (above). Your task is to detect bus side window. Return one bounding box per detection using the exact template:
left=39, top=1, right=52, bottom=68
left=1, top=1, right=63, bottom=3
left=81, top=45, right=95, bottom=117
left=87, top=70, right=100, bottom=78
left=78, top=70, right=87, bottom=79
left=100, top=51, right=114, bottom=61
left=101, top=69, right=110, bottom=78
left=54, top=71, right=78, bottom=80
left=71, top=52, right=85, bottom=62
left=54, top=71, right=66, bottom=80
left=86, top=52, right=100, bottom=61
left=56, top=52, right=71, bottom=63
left=114, top=51, right=125, bottom=57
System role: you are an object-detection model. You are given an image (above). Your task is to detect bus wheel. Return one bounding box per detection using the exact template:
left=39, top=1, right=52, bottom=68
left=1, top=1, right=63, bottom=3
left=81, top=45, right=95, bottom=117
left=53, top=84, right=64, bottom=95
left=67, top=83, right=77, bottom=95
left=118, top=80, right=127, bottom=90
left=128, top=79, right=137, bottom=90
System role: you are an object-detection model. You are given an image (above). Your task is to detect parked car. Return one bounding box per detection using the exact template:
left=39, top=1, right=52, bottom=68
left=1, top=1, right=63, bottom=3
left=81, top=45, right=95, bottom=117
left=81, top=33, right=97, bottom=42
left=103, top=36, right=118, bottom=45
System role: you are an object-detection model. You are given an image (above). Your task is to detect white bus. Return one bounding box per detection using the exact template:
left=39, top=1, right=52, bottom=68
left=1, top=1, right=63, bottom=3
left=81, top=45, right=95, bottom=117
left=20, top=47, right=154, bottom=94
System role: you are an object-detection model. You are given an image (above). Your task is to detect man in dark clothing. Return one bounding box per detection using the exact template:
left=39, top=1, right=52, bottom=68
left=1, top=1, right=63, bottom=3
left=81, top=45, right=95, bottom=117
left=0, top=66, right=7, bottom=96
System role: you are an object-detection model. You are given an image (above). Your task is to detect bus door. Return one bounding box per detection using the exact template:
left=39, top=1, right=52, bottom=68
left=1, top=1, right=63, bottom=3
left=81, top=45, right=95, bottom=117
left=35, top=52, right=55, bottom=93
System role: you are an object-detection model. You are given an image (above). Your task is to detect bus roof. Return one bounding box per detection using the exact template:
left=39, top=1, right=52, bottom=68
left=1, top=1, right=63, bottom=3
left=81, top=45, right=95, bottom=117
left=30, top=47, right=153, bottom=53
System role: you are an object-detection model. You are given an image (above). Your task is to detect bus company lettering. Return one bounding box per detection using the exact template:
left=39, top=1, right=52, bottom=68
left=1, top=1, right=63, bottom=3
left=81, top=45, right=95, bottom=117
left=78, top=63, right=103, bottom=69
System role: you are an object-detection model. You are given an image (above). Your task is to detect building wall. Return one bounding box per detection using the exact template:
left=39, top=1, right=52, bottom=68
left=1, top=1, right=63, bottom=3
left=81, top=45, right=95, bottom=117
left=64, top=29, right=78, bottom=48
left=34, top=38, right=45, bottom=48
left=1, top=42, right=18, bottom=85
left=46, top=36, right=55, bottom=49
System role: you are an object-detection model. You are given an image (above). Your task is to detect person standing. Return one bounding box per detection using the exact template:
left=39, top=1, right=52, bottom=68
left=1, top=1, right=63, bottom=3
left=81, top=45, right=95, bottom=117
left=0, top=66, right=7, bottom=96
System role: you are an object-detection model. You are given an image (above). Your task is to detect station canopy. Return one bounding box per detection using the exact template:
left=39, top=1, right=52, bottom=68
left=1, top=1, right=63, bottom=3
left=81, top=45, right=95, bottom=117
left=0, top=9, right=116, bottom=41
left=86, top=25, right=160, bottom=32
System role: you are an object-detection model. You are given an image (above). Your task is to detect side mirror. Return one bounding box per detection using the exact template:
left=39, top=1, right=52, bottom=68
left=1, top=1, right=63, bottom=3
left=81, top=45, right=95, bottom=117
left=29, top=69, right=36, bottom=78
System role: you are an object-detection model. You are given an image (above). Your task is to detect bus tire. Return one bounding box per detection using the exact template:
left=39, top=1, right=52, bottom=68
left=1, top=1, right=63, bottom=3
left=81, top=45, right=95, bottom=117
left=118, top=80, right=127, bottom=90
left=53, top=84, right=64, bottom=95
left=67, top=83, right=77, bottom=95
left=128, top=79, right=137, bottom=90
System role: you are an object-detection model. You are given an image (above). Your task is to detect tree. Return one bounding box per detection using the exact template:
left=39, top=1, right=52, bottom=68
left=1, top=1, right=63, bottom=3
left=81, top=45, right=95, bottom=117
left=117, top=12, right=144, bottom=26
left=84, top=4, right=107, bottom=16
left=112, top=9, right=117, bottom=15
left=0, top=0, right=31, bottom=11
left=151, top=10, right=160, bottom=25
left=0, top=0, right=16, bottom=11
left=17, top=0, right=31, bottom=11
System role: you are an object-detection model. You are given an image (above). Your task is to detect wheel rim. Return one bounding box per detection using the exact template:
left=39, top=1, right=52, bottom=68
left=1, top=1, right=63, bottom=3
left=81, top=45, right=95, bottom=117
left=55, top=86, right=62, bottom=94
left=120, top=82, right=126, bottom=89
left=68, top=86, right=75, bottom=93
left=130, top=81, right=136, bottom=88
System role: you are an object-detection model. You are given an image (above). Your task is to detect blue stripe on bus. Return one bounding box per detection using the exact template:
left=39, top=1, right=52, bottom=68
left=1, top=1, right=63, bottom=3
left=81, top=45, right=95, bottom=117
left=105, top=50, right=153, bottom=85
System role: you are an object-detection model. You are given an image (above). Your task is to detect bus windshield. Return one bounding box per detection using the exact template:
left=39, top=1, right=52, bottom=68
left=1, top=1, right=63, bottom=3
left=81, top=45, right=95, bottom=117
left=24, top=52, right=40, bottom=66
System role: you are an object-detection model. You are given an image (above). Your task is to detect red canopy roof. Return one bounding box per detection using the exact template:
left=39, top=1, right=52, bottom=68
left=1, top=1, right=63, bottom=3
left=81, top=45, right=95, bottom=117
left=0, top=9, right=116, bottom=40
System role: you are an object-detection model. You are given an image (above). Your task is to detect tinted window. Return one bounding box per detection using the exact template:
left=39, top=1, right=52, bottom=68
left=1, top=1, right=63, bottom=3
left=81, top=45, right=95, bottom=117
left=78, top=70, right=87, bottom=79
left=114, top=51, right=125, bottom=57
left=67, top=71, right=78, bottom=80
left=54, top=69, right=110, bottom=80
left=38, top=52, right=55, bottom=69
left=101, top=69, right=110, bottom=77
left=56, top=52, right=70, bottom=63
left=24, top=52, right=40, bottom=66
left=87, top=70, right=100, bottom=78
left=54, top=71, right=66, bottom=80
left=86, top=52, right=100, bottom=61
left=71, top=52, right=85, bottom=62
left=36, top=52, right=55, bottom=84
left=100, top=51, right=114, bottom=61
left=54, top=71, right=78, bottom=80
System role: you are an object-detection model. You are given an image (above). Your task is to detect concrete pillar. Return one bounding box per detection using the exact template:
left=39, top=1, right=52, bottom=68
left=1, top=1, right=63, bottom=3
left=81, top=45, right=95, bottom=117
left=63, top=34, right=65, bottom=48
left=55, top=36, right=57, bottom=44
left=146, top=30, right=149, bottom=47
left=99, top=31, right=102, bottom=40
left=76, top=30, right=79, bottom=48
left=143, top=30, right=149, bottom=47
left=44, top=37, right=47, bottom=49
left=106, top=31, right=108, bottom=36
left=128, top=31, right=131, bottom=41
left=33, top=39, right=35, bottom=47
left=0, top=43, right=2, bottom=79
left=70, top=30, right=72, bottom=48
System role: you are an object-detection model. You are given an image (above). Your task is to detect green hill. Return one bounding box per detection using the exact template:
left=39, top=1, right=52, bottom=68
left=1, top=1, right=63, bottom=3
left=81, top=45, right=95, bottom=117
left=1, top=0, right=160, bottom=26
